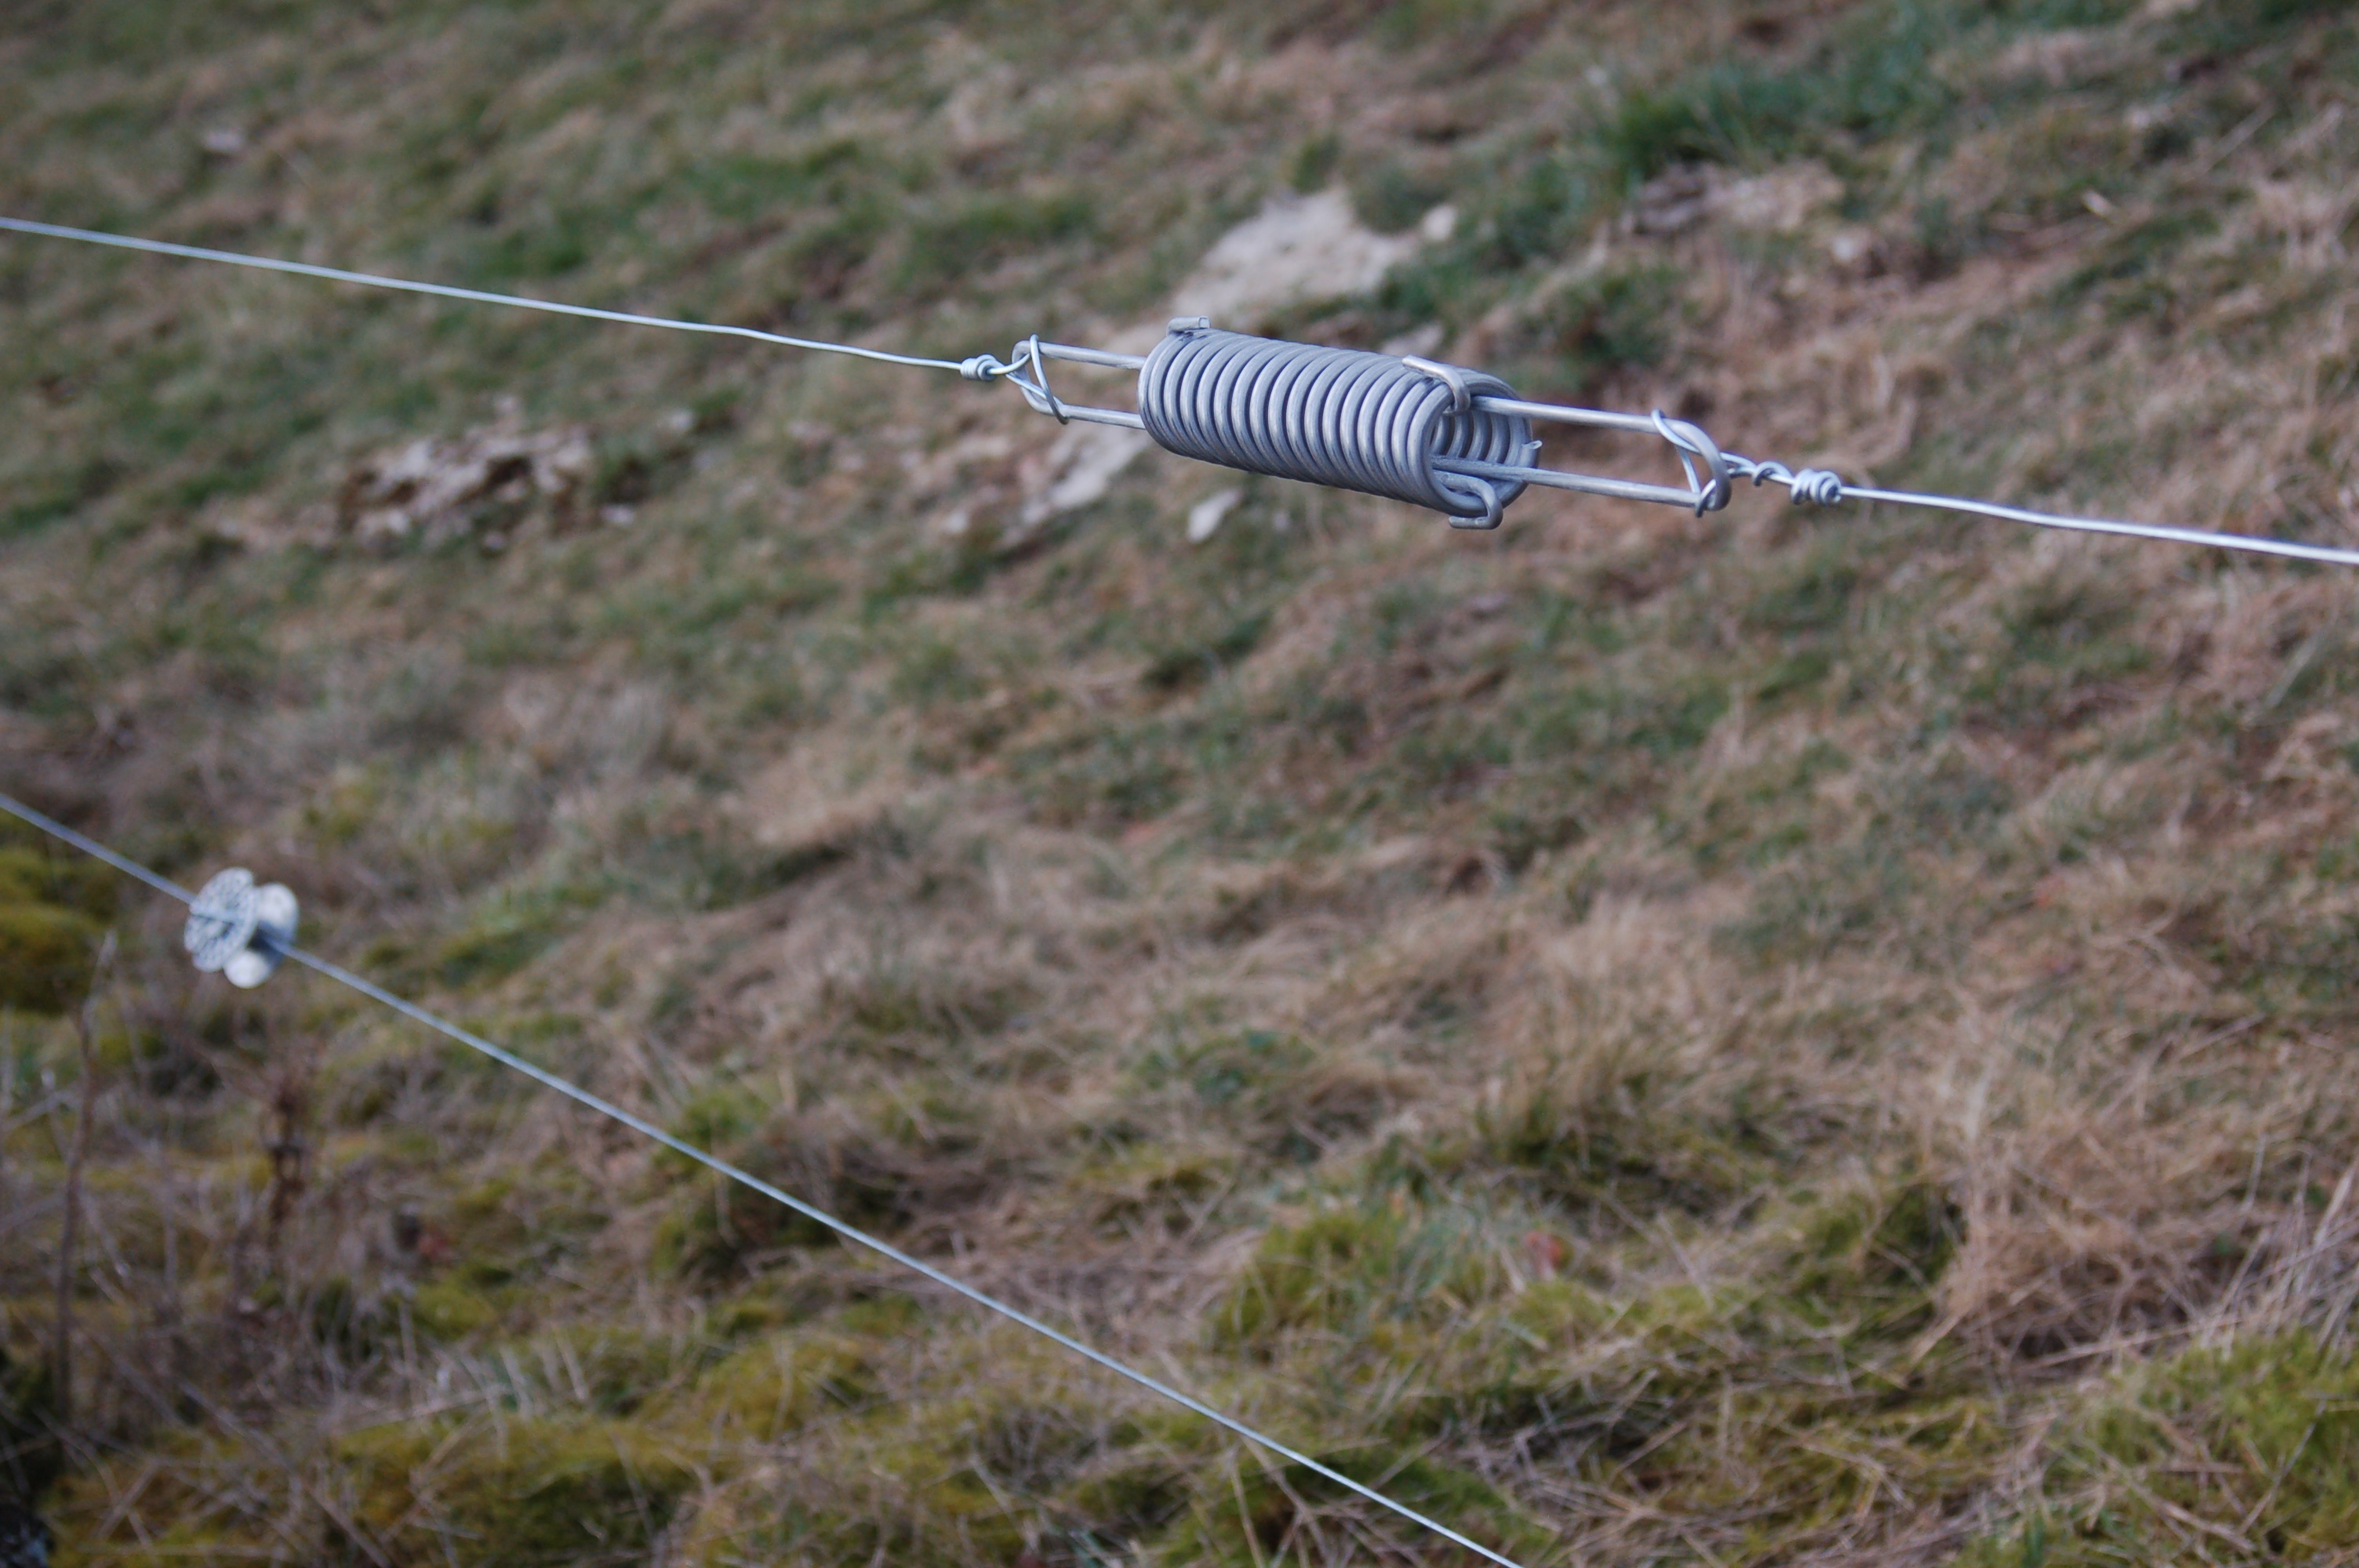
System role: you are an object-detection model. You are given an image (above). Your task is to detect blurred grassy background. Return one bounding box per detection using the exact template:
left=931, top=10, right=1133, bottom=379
left=4, top=0, right=2359, bottom=1563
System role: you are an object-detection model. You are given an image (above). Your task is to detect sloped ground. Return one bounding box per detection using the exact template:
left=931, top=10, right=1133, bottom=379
left=3, top=1, right=2358, bottom=1563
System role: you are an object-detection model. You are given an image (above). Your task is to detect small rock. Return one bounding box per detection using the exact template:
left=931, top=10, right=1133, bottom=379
left=1990, top=26, right=2126, bottom=88
left=1826, top=227, right=1881, bottom=268
left=1381, top=321, right=1446, bottom=359
left=1169, top=189, right=1424, bottom=328
left=338, top=424, right=598, bottom=550
left=198, top=125, right=247, bottom=157
left=1714, top=163, right=1844, bottom=234
left=1186, top=488, right=1244, bottom=544
left=1630, top=165, right=1714, bottom=236
left=1013, top=423, right=1153, bottom=536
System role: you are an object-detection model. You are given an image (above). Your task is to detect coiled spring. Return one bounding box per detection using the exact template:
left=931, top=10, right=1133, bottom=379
left=1138, top=322, right=1535, bottom=529
left=976, top=320, right=1739, bottom=527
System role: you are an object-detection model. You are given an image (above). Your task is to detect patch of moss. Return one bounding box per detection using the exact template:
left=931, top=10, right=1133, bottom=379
left=0, top=842, right=119, bottom=918
left=1158, top=1441, right=1548, bottom=1568
left=1966, top=1331, right=2359, bottom=1565
left=0, top=840, right=118, bottom=1014
left=754, top=1375, right=1114, bottom=1565
left=1774, top=1176, right=1963, bottom=1334
left=1445, top=1071, right=1766, bottom=1221
left=663, top=1080, right=771, bottom=1167
left=337, top=1415, right=694, bottom=1567
left=408, top=1279, right=498, bottom=1341
left=529, top=1327, right=718, bottom=1417
left=0, top=902, right=104, bottom=1015
left=667, top=1332, right=878, bottom=1441
left=1071, top=1144, right=1234, bottom=1236
left=1212, top=1197, right=1508, bottom=1347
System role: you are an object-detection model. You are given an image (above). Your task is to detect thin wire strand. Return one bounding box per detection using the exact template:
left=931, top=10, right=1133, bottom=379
left=1722, top=458, right=2359, bottom=568
left=1842, top=481, right=2359, bottom=568
left=1480, top=410, right=2359, bottom=568
left=14, top=216, right=2359, bottom=572
left=0, top=216, right=970, bottom=375
left=0, top=790, right=1534, bottom=1568
left=0, top=791, right=195, bottom=903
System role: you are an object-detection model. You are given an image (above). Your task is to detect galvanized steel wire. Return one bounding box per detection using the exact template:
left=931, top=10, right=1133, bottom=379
left=8, top=212, right=2358, bottom=568
left=0, top=216, right=972, bottom=375
left=0, top=789, right=1539, bottom=1568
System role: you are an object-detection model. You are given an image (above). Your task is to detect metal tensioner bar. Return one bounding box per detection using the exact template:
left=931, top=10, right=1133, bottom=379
left=963, top=336, right=1147, bottom=430
left=1442, top=397, right=1732, bottom=514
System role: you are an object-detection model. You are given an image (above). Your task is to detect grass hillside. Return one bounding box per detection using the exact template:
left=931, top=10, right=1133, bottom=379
left=4, top=0, right=2358, bottom=1562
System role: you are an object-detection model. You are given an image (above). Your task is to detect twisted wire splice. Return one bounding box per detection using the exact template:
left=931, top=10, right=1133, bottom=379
left=1728, top=455, right=1846, bottom=506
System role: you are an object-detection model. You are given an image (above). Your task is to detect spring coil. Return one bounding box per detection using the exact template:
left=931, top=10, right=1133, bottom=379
left=1137, top=324, right=1534, bottom=528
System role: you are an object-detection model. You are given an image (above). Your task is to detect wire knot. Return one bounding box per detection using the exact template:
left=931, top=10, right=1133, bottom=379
left=1728, top=455, right=1845, bottom=507
left=959, top=353, right=1010, bottom=382
left=1790, top=468, right=1845, bottom=506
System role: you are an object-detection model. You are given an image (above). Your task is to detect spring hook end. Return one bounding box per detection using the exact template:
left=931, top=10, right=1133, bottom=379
left=1402, top=356, right=1473, bottom=414
left=1001, top=336, right=1070, bottom=423
left=1649, top=412, right=1734, bottom=515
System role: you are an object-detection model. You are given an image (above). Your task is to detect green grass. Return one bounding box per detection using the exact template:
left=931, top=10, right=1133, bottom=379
left=1964, top=1333, right=2359, bottom=1565
left=339, top=1415, right=697, bottom=1566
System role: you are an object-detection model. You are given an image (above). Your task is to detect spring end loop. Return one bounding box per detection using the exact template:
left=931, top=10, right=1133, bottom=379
left=999, top=336, right=1070, bottom=423
left=1446, top=477, right=1507, bottom=529
left=1650, top=411, right=1733, bottom=516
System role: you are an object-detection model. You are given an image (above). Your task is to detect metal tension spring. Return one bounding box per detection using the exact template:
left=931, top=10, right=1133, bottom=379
left=959, top=318, right=2359, bottom=569
left=963, top=317, right=1748, bottom=532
